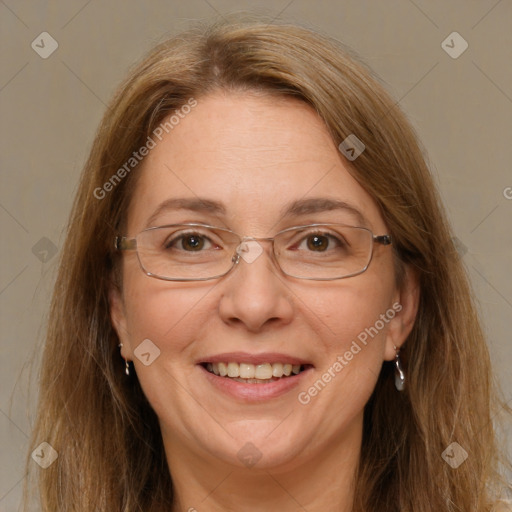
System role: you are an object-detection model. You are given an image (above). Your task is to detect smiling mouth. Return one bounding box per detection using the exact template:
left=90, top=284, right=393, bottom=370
left=201, top=361, right=312, bottom=383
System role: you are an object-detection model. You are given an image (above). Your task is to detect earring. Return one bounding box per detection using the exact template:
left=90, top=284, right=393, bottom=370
left=394, top=345, right=405, bottom=391
left=118, top=343, right=130, bottom=376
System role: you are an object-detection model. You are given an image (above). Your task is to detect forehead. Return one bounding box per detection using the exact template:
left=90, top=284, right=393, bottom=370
left=126, top=91, right=386, bottom=234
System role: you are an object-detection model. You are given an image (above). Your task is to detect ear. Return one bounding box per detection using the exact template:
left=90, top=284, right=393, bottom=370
left=109, top=284, right=131, bottom=358
left=383, top=265, right=420, bottom=361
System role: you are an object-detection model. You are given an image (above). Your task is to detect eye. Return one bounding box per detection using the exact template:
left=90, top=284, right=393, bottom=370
left=165, top=232, right=215, bottom=252
left=296, top=231, right=346, bottom=252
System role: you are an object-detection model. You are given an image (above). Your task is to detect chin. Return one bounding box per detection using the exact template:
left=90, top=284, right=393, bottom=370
left=198, top=420, right=311, bottom=471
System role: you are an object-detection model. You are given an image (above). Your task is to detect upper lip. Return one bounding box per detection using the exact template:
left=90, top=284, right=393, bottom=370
left=197, top=352, right=313, bottom=366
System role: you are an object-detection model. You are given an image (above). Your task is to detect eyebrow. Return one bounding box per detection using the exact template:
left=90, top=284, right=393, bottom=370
left=145, top=196, right=367, bottom=228
left=280, top=197, right=367, bottom=226
left=145, top=198, right=226, bottom=228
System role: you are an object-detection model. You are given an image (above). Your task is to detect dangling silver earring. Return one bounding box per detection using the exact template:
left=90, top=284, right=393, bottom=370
left=118, top=343, right=130, bottom=376
left=394, top=345, right=405, bottom=391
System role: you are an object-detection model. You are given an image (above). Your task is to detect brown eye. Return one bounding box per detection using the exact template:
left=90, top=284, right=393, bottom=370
left=306, top=234, right=330, bottom=251
left=180, top=235, right=205, bottom=251
left=165, top=232, right=213, bottom=251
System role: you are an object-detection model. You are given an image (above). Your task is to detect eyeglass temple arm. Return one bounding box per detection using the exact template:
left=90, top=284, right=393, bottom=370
left=114, top=237, right=137, bottom=251
left=374, top=235, right=392, bottom=246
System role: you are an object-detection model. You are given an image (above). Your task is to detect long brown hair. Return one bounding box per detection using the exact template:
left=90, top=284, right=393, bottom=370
left=24, top=14, right=510, bottom=511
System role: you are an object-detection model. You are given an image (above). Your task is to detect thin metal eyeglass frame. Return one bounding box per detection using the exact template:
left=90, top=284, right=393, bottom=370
left=114, top=222, right=392, bottom=282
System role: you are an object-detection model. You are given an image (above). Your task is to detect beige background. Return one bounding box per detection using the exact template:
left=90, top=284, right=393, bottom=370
left=1, top=0, right=511, bottom=509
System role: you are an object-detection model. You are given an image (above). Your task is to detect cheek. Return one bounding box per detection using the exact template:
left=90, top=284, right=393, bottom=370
left=298, top=273, right=395, bottom=409
left=120, top=268, right=213, bottom=424
left=309, top=271, right=394, bottom=350
left=119, top=282, right=221, bottom=431
left=121, top=256, right=209, bottom=346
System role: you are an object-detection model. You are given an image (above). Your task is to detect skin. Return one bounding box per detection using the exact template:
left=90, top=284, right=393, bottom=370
left=110, top=90, right=419, bottom=511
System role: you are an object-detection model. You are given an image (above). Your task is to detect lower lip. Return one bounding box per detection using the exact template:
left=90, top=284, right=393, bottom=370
left=198, top=365, right=313, bottom=401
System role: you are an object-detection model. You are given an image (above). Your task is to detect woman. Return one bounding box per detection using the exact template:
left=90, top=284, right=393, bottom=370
left=25, top=15, right=511, bottom=511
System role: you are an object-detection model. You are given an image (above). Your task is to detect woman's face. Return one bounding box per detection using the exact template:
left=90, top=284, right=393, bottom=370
left=111, top=91, right=417, bottom=473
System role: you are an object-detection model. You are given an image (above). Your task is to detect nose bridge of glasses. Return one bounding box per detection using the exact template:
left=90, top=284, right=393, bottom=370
left=232, top=235, right=276, bottom=266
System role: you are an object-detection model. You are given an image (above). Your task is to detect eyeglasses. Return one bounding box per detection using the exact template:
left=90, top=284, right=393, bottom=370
left=114, top=223, right=392, bottom=281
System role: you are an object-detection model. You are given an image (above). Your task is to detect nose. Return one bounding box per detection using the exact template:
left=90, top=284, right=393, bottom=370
left=218, top=239, right=294, bottom=333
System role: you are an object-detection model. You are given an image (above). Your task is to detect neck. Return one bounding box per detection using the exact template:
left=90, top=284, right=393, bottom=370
left=164, top=415, right=362, bottom=512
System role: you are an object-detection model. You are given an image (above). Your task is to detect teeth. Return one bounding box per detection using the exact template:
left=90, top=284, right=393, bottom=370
left=227, top=362, right=240, bottom=378
left=218, top=362, right=228, bottom=377
left=208, top=361, right=304, bottom=379
left=272, top=363, right=283, bottom=377
left=232, top=377, right=272, bottom=384
left=239, top=363, right=254, bottom=378
left=255, top=363, right=273, bottom=379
